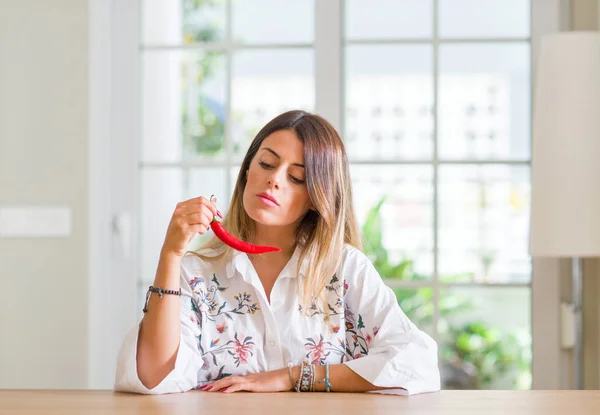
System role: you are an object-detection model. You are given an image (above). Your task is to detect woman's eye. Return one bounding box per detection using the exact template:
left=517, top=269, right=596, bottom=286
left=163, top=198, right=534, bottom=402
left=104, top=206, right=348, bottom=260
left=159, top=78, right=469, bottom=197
left=259, top=161, right=305, bottom=184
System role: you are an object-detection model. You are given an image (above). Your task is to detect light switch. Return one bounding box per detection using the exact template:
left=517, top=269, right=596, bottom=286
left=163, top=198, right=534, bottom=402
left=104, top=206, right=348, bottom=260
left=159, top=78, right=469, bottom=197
left=0, top=206, right=72, bottom=238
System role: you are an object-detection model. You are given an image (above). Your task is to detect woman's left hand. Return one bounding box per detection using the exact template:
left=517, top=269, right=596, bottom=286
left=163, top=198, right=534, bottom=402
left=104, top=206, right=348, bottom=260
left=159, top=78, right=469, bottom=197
left=201, top=369, right=292, bottom=393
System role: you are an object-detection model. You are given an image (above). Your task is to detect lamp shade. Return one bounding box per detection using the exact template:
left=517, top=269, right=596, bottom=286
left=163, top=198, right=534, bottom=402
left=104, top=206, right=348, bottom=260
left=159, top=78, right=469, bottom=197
left=529, top=32, right=600, bottom=257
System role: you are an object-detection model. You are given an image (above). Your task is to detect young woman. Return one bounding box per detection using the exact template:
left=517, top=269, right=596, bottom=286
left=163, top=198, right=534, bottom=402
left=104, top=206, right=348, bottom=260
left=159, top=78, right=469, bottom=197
left=115, top=110, right=440, bottom=395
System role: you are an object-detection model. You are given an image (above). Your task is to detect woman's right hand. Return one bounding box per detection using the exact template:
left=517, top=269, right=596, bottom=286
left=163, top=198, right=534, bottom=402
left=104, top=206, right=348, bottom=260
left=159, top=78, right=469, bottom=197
left=161, top=196, right=219, bottom=258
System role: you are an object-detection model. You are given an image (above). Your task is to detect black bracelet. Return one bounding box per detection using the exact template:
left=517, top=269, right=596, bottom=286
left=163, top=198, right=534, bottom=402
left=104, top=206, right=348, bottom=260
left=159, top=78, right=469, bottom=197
left=143, top=286, right=181, bottom=313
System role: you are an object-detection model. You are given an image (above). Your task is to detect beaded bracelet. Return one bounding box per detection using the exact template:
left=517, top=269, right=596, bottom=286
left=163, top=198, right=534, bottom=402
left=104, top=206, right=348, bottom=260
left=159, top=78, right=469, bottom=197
left=299, top=361, right=312, bottom=392
left=143, top=286, right=181, bottom=313
left=295, top=361, right=305, bottom=392
left=317, top=363, right=332, bottom=392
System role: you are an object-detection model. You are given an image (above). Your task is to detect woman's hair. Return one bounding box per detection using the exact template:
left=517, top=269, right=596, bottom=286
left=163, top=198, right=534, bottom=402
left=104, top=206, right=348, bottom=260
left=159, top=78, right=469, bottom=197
left=192, top=110, right=362, bottom=311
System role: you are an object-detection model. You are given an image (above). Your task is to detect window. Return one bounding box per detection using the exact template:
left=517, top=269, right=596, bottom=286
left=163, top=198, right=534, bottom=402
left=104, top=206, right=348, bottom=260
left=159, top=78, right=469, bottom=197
left=139, top=0, right=315, bottom=302
left=344, top=0, right=532, bottom=389
left=136, top=0, right=538, bottom=390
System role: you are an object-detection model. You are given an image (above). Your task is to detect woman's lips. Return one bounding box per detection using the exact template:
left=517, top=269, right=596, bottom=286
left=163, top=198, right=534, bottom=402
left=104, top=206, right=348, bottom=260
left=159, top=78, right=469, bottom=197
left=257, top=194, right=278, bottom=207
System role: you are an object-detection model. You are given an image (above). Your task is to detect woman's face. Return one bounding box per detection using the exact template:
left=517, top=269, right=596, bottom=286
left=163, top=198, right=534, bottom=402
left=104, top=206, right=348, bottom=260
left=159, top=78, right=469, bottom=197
left=243, top=129, right=311, bottom=227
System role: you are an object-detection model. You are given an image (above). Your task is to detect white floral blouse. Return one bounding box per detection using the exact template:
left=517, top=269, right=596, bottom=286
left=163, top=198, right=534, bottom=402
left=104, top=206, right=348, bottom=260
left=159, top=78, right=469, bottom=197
left=114, top=244, right=441, bottom=396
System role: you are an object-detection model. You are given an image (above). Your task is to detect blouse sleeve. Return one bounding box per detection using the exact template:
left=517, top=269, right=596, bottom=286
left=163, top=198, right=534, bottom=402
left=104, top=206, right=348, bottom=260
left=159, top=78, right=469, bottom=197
left=113, top=256, right=205, bottom=394
left=342, top=248, right=441, bottom=395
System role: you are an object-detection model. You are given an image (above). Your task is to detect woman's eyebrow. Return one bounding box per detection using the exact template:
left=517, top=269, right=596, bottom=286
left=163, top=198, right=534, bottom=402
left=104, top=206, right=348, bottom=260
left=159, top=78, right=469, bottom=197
left=261, top=147, right=305, bottom=168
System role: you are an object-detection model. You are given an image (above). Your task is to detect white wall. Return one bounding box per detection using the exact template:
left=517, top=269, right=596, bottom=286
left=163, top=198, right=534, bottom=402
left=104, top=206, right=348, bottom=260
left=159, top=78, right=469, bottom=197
left=0, top=0, right=89, bottom=388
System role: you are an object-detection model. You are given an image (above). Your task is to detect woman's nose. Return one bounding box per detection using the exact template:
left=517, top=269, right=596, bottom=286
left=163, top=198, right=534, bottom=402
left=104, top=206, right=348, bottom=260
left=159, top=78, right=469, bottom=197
left=267, top=177, right=280, bottom=189
left=267, top=169, right=283, bottom=189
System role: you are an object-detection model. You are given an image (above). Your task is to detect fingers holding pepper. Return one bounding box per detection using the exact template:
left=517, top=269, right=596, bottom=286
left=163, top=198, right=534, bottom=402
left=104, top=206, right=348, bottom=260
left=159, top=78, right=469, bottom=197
left=161, top=196, right=220, bottom=258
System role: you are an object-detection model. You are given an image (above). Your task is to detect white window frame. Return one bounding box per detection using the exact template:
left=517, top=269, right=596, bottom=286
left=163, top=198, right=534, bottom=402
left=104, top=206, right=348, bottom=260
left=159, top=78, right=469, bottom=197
left=89, top=0, right=568, bottom=389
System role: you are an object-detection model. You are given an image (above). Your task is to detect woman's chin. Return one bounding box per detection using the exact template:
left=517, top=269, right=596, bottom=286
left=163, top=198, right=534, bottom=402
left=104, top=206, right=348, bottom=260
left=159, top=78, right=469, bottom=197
left=246, top=206, right=278, bottom=225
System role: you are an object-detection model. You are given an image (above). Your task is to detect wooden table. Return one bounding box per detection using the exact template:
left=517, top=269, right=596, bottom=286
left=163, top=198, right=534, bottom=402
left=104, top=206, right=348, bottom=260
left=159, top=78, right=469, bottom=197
left=1, top=390, right=599, bottom=414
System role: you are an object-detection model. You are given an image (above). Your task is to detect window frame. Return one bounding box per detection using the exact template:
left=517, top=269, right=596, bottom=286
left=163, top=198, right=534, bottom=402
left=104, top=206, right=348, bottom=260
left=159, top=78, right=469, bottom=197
left=90, top=0, right=567, bottom=389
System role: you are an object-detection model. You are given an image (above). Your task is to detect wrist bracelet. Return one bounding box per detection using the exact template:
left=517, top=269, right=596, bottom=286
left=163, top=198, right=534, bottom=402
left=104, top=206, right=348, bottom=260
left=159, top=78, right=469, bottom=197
left=143, top=286, right=181, bottom=313
left=299, top=361, right=312, bottom=392
left=295, top=361, right=304, bottom=392
left=317, top=363, right=332, bottom=392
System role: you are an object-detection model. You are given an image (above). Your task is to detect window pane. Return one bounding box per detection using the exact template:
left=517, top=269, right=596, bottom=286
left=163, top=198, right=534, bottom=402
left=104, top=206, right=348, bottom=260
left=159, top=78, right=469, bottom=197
left=233, top=0, right=314, bottom=44
left=232, top=49, right=314, bottom=158
left=394, top=288, right=434, bottom=336
left=439, top=0, right=530, bottom=39
left=230, top=165, right=242, bottom=195
left=345, top=0, right=433, bottom=40
left=351, top=165, right=433, bottom=280
left=142, top=0, right=226, bottom=44
left=345, top=45, right=433, bottom=160
left=439, top=43, right=530, bottom=160
left=142, top=50, right=227, bottom=163
left=139, top=168, right=227, bottom=281
left=439, top=287, right=531, bottom=390
left=438, top=165, right=531, bottom=283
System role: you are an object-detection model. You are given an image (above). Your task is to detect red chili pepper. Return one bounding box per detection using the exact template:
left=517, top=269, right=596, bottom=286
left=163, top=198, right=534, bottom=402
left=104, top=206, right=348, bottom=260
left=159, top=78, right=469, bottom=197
left=208, top=194, right=280, bottom=254
left=210, top=218, right=280, bottom=254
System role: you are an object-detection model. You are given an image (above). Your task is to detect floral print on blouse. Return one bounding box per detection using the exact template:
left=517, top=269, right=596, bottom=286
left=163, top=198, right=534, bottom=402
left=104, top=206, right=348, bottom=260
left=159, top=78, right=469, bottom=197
left=114, top=245, right=440, bottom=395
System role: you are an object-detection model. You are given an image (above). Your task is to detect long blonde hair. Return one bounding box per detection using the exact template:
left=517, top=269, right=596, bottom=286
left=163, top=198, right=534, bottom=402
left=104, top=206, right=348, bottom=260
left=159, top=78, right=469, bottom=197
left=192, top=110, right=362, bottom=310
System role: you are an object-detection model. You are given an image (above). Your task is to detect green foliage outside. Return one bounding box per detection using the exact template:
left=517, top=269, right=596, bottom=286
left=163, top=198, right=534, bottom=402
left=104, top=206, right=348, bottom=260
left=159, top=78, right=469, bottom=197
left=361, top=195, right=531, bottom=389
